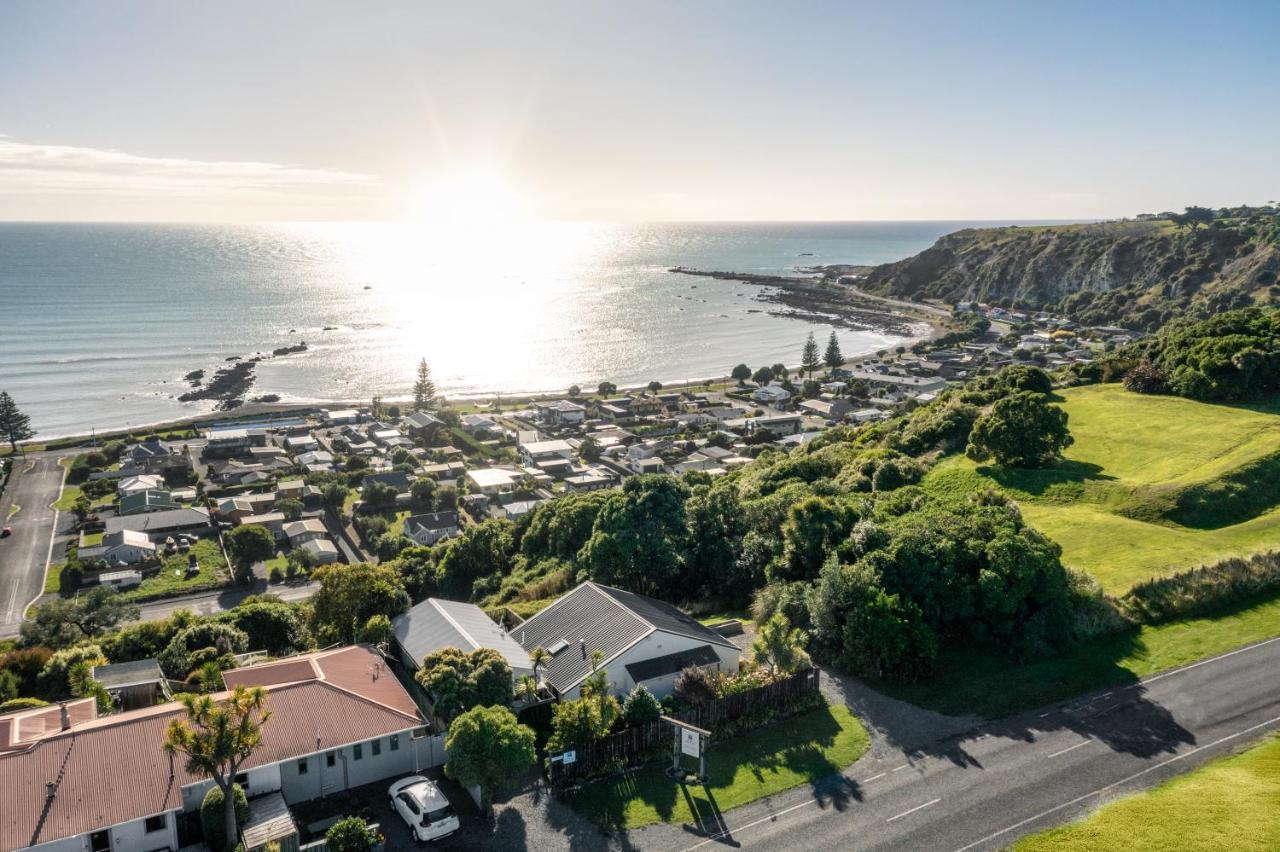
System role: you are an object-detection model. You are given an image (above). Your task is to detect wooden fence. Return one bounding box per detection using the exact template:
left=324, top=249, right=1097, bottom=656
left=546, top=667, right=820, bottom=786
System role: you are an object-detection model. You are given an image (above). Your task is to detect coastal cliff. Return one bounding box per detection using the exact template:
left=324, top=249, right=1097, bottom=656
left=857, top=215, right=1280, bottom=330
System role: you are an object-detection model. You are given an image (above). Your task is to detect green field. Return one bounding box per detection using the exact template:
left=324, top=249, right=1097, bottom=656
left=1014, top=735, right=1280, bottom=852
left=923, top=384, right=1280, bottom=593
left=570, top=703, right=868, bottom=831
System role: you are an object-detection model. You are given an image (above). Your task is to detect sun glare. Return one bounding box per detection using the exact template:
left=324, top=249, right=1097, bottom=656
left=406, top=169, right=533, bottom=227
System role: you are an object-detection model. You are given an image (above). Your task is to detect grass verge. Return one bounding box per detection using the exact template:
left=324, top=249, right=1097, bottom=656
left=569, top=703, right=869, bottom=831
left=880, top=592, right=1280, bottom=718
left=1013, top=734, right=1280, bottom=851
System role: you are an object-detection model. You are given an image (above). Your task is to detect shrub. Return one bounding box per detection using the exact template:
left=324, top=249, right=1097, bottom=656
left=1120, top=552, right=1280, bottom=624
left=0, top=697, right=50, bottom=713
left=325, top=817, right=381, bottom=852
left=268, top=566, right=283, bottom=583
left=200, top=784, right=248, bottom=852
left=674, top=666, right=717, bottom=705
left=622, top=685, right=662, bottom=725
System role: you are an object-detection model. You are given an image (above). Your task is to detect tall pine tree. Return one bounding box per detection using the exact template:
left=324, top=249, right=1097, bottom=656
left=801, top=333, right=821, bottom=378
left=412, top=359, right=437, bottom=410
left=824, top=330, right=844, bottom=369
left=0, top=391, right=35, bottom=455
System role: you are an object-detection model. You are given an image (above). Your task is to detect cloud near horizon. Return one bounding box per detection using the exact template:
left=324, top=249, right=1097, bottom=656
left=0, top=136, right=383, bottom=218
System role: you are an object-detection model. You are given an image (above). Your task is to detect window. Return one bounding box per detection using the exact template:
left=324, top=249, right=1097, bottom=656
left=89, top=830, right=111, bottom=852
left=325, top=752, right=336, bottom=768
left=353, top=743, right=363, bottom=760
left=389, top=734, right=400, bottom=752
left=144, top=815, right=166, bottom=834
left=397, top=792, right=420, bottom=816
left=297, top=758, right=309, bottom=775
left=411, top=726, right=429, bottom=740
left=371, top=738, right=381, bottom=757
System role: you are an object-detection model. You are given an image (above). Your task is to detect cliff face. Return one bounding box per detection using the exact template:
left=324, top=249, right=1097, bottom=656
left=859, top=219, right=1280, bottom=330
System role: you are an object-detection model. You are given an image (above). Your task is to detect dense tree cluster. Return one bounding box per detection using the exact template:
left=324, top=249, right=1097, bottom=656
left=1110, top=307, right=1280, bottom=401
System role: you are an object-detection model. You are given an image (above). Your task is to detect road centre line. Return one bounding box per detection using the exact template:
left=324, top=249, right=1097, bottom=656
left=887, top=798, right=941, bottom=823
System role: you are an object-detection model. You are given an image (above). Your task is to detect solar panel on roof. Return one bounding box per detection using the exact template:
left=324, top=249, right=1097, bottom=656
left=546, top=639, right=569, bottom=655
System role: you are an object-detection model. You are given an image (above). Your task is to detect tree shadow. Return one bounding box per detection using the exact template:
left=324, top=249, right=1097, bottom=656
left=978, top=459, right=1115, bottom=498
left=831, top=623, right=1199, bottom=778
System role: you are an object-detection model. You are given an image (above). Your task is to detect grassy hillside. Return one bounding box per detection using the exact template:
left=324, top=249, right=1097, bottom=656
left=923, top=384, right=1280, bottom=593
left=1013, top=734, right=1280, bottom=852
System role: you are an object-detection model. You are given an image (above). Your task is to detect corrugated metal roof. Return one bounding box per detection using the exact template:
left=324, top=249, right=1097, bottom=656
left=514, top=583, right=738, bottom=695
left=514, top=583, right=651, bottom=694
left=393, top=599, right=532, bottom=673
left=0, top=646, right=422, bottom=850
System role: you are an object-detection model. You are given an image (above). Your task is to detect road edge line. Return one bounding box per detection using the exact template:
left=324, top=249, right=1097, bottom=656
left=22, top=456, right=68, bottom=623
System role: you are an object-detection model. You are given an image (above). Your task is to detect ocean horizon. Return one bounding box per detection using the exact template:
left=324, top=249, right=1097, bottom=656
left=0, top=219, right=1066, bottom=437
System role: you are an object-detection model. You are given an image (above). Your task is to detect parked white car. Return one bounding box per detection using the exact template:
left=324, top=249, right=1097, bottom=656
left=388, top=775, right=460, bottom=842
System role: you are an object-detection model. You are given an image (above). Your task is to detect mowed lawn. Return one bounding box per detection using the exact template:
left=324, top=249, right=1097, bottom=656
left=1013, top=734, right=1280, bottom=852
left=570, top=703, right=869, bottom=831
left=923, top=384, right=1280, bottom=594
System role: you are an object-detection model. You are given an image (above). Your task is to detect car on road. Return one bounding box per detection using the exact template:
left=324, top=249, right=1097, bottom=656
left=1, top=526, right=10, bottom=538
left=388, top=775, right=459, bottom=842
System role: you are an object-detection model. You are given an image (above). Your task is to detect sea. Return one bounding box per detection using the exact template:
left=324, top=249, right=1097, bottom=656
left=0, top=220, right=1043, bottom=438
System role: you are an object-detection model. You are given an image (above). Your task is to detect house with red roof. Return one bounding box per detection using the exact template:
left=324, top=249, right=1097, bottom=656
left=0, top=645, right=436, bottom=852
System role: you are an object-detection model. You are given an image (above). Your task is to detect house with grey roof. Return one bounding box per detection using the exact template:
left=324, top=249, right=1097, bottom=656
left=513, top=582, right=740, bottom=700
left=392, top=598, right=534, bottom=684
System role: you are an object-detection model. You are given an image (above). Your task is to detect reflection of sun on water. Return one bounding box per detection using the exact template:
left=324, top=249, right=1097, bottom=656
left=288, top=170, right=617, bottom=394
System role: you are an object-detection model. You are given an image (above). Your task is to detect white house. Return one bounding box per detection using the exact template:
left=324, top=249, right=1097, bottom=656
left=116, top=474, right=164, bottom=497
left=466, top=467, right=520, bottom=498
left=402, top=511, right=460, bottom=546
left=515, top=582, right=740, bottom=700
left=532, top=399, right=587, bottom=426
left=283, top=518, right=327, bottom=546
left=77, top=529, right=157, bottom=566
left=0, top=647, right=436, bottom=852
left=518, top=438, right=575, bottom=467
left=752, top=384, right=792, bottom=406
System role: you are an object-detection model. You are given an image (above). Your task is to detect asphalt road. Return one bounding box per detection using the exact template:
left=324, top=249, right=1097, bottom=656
left=0, top=453, right=67, bottom=636
left=633, top=634, right=1280, bottom=852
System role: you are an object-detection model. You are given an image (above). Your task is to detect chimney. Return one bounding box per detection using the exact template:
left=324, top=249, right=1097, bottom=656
left=580, top=639, right=586, bottom=660
left=45, top=782, right=56, bottom=801
left=59, top=703, right=70, bottom=731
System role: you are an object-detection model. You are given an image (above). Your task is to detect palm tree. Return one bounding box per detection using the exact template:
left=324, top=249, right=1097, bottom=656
left=751, top=613, right=812, bottom=676
left=518, top=674, right=539, bottom=703
left=529, top=647, right=550, bottom=688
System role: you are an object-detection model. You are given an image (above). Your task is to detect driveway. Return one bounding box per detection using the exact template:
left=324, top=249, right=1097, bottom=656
left=0, top=453, right=69, bottom=636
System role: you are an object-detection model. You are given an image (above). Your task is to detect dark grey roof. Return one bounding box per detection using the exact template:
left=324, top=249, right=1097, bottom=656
left=405, top=511, right=459, bottom=533
left=104, top=507, right=211, bottom=535
left=92, top=658, right=164, bottom=689
left=514, top=582, right=736, bottom=695
left=362, top=471, right=413, bottom=491
left=593, top=584, right=737, bottom=650
left=625, top=644, right=720, bottom=684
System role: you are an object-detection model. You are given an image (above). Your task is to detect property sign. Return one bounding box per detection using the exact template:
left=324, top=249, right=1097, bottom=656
left=681, top=728, right=700, bottom=758
left=562, top=750, right=576, bottom=765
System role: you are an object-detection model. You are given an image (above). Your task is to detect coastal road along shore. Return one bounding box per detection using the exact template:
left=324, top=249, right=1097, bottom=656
left=0, top=453, right=66, bottom=636
left=604, top=634, right=1280, bottom=852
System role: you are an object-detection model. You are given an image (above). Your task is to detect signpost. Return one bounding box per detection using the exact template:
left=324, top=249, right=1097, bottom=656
left=663, top=716, right=711, bottom=784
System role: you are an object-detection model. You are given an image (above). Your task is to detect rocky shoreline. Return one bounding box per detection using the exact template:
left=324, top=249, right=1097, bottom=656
left=177, top=342, right=309, bottom=410
left=669, top=265, right=922, bottom=336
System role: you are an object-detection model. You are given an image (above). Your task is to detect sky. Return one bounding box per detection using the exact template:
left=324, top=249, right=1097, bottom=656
left=0, top=0, right=1277, bottom=222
